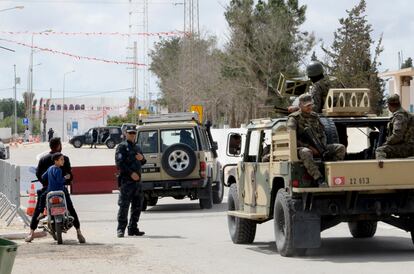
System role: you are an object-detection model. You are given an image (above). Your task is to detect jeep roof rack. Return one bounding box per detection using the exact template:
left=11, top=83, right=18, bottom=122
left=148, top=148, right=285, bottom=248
left=140, top=112, right=199, bottom=124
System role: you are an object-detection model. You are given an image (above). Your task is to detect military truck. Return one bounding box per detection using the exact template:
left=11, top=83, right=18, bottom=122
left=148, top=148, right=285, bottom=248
left=226, top=77, right=414, bottom=257
left=136, top=112, right=223, bottom=210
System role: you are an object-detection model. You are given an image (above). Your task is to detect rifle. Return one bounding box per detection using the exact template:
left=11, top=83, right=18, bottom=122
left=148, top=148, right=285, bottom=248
left=303, top=127, right=328, bottom=159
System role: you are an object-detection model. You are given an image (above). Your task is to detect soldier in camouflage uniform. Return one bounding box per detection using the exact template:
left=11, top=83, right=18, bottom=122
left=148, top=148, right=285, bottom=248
left=287, top=61, right=331, bottom=114
left=376, top=94, right=414, bottom=159
left=287, top=94, right=346, bottom=187
left=306, top=61, right=331, bottom=113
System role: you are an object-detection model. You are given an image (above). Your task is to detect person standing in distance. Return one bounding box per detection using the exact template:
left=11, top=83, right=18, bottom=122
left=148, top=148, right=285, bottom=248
left=48, top=128, right=54, bottom=141
left=115, top=128, right=147, bottom=237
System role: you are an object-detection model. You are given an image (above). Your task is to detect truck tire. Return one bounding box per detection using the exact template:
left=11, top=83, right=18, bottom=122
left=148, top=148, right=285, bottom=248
left=348, top=221, right=377, bottom=238
left=212, top=180, right=224, bottom=204
left=73, top=139, right=83, bottom=148
left=148, top=196, right=158, bottom=207
left=161, top=143, right=197, bottom=178
left=227, top=184, right=256, bottom=244
left=274, top=189, right=305, bottom=257
left=199, top=180, right=213, bottom=209
left=320, top=117, right=339, bottom=144
left=411, top=231, right=414, bottom=245
left=106, top=139, right=116, bottom=149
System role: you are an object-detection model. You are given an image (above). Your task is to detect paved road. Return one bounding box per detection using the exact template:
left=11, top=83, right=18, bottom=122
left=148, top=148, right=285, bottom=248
left=12, top=193, right=414, bottom=274
left=7, top=143, right=414, bottom=273
left=8, top=142, right=115, bottom=166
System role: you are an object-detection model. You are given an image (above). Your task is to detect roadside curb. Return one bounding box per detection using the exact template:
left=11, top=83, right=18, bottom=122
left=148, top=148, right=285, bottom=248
left=0, top=230, right=47, bottom=240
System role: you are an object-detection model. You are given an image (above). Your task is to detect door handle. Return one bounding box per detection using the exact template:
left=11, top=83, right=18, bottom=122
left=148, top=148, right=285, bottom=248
left=149, top=155, right=158, bottom=159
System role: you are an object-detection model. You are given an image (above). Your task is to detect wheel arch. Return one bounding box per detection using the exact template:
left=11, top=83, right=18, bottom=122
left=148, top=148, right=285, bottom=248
left=269, top=177, right=286, bottom=218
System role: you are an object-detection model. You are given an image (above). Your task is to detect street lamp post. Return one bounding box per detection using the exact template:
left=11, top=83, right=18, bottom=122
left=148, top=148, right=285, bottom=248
left=28, top=29, right=52, bottom=133
left=62, top=70, right=75, bottom=142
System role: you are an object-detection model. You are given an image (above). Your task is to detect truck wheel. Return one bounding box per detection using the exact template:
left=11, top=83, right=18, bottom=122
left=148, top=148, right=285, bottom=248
left=161, top=143, right=197, bottom=178
left=348, top=221, right=377, bottom=238
left=227, top=184, right=256, bottom=244
left=411, top=231, right=414, bottom=245
left=141, top=198, right=148, bottom=211
left=212, top=180, right=224, bottom=204
left=274, top=189, right=305, bottom=257
left=106, top=139, right=116, bottom=149
left=73, top=140, right=83, bottom=148
left=148, top=197, right=158, bottom=207
left=199, top=180, right=213, bottom=209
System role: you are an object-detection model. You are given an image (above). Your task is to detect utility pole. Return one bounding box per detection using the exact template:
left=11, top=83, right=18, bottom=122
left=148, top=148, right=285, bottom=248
left=133, top=41, right=139, bottom=124
left=13, top=65, right=18, bottom=136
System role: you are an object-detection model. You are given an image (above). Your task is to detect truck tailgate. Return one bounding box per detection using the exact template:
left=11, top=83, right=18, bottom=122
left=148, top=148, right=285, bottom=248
left=293, top=159, right=414, bottom=193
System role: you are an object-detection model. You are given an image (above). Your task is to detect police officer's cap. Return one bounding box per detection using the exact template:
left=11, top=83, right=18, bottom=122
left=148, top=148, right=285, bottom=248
left=126, top=129, right=137, bottom=134
left=387, top=94, right=400, bottom=105
left=298, top=94, right=313, bottom=107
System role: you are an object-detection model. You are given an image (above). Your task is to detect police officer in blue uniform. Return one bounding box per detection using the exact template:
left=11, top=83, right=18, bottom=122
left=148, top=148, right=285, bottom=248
left=115, top=128, right=147, bottom=237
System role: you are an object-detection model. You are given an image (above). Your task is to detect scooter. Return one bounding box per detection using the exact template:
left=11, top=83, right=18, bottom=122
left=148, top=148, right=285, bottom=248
left=41, top=190, right=74, bottom=244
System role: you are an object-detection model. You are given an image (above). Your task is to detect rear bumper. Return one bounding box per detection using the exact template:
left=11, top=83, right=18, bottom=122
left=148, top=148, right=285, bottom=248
left=142, top=178, right=210, bottom=198
left=142, top=178, right=205, bottom=191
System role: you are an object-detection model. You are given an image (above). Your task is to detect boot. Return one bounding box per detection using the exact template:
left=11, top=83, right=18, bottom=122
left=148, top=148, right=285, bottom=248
left=25, top=231, right=35, bottom=243
left=316, top=177, right=328, bottom=188
left=128, top=228, right=145, bottom=236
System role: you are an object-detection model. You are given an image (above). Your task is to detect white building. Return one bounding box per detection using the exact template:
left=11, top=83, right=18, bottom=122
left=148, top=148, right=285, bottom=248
left=41, top=97, right=129, bottom=141
left=379, top=67, right=414, bottom=112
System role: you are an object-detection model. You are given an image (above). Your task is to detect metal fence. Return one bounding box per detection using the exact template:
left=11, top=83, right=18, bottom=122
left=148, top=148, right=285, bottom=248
left=0, top=160, right=30, bottom=226
left=0, top=160, right=19, bottom=207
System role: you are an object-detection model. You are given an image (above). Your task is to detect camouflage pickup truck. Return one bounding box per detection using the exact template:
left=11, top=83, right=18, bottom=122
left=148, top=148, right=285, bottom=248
left=227, top=87, right=414, bottom=257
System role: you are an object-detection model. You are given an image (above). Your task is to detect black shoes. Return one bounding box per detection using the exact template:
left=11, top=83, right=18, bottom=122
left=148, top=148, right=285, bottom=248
left=117, top=230, right=124, bottom=238
left=128, top=229, right=145, bottom=236
left=316, top=177, right=328, bottom=188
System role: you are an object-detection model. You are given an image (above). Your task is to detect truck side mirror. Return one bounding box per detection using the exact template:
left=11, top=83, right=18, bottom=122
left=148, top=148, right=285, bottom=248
left=227, top=133, right=242, bottom=157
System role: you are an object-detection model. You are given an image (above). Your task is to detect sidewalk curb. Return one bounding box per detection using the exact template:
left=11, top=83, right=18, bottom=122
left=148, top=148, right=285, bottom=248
left=0, top=230, right=47, bottom=240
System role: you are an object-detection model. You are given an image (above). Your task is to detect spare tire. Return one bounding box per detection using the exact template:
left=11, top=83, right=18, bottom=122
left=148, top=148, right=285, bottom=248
left=320, top=117, right=339, bottom=144
left=161, top=143, right=197, bottom=178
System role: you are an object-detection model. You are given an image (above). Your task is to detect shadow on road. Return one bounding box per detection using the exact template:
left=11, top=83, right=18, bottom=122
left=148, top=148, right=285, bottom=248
left=245, top=236, right=414, bottom=261
left=246, top=241, right=277, bottom=255
left=146, top=201, right=228, bottom=214
left=144, top=235, right=185, bottom=239
left=305, top=236, right=414, bottom=262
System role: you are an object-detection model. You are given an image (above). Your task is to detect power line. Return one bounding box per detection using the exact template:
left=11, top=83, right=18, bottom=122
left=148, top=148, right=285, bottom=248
left=0, top=0, right=177, bottom=4
left=0, top=87, right=132, bottom=94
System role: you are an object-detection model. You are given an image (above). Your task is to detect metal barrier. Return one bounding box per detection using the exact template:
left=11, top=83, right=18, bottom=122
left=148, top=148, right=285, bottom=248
left=0, top=160, right=30, bottom=226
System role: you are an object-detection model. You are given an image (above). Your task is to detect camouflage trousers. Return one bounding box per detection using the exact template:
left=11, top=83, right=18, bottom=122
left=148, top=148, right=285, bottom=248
left=298, top=144, right=346, bottom=180
left=375, top=144, right=414, bottom=159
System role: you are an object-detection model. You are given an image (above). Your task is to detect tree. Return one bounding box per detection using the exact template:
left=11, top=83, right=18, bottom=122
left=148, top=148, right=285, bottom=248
left=401, top=57, right=413, bottom=69
left=323, top=0, right=384, bottom=114
left=0, top=98, right=25, bottom=118
left=223, top=0, right=314, bottom=122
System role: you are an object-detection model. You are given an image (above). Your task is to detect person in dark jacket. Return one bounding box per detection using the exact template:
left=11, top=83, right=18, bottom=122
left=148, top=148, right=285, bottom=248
left=91, top=128, right=98, bottom=148
left=115, top=128, right=147, bottom=237
left=25, top=137, right=85, bottom=243
left=48, top=128, right=54, bottom=141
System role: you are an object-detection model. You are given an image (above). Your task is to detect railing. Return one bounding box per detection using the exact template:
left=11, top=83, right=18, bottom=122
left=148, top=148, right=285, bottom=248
left=0, top=160, right=30, bottom=226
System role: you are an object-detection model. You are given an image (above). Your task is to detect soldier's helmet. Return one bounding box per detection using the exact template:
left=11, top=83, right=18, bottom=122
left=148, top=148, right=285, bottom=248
left=306, top=61, right=324, bottom=77
left=387, top=94, right=400, bottom=105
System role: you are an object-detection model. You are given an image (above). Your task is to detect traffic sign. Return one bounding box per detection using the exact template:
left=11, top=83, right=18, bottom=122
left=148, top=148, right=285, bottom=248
left=190, top=105, right=203, bottom=123
left=22, top=118, right=29, bottom=125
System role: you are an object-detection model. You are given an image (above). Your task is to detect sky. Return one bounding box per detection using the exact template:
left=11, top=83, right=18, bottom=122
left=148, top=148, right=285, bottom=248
left=0, top=0, right=412, bottom=103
